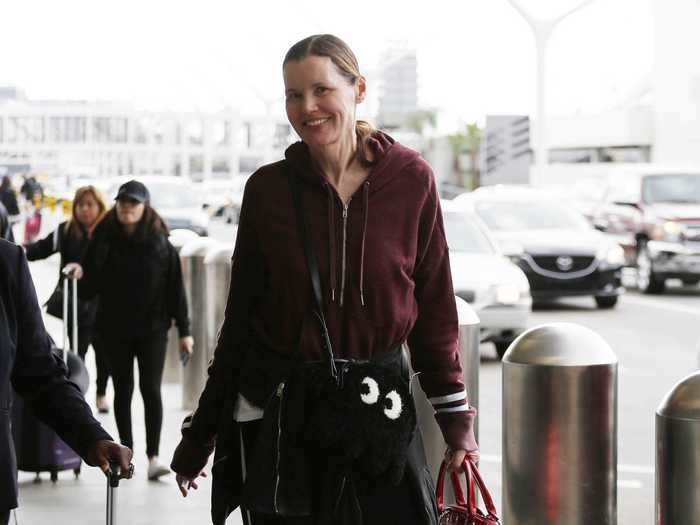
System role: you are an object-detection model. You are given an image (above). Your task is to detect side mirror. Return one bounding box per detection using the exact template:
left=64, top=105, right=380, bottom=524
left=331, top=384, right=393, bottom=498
left=593, top=219, right=609, bottom=232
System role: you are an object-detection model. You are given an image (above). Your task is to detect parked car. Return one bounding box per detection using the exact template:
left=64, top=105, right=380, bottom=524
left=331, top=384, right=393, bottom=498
left=591, top=165, right=700, bottom=293
left=101, top=175, right=209, bottom=236
left=454, top=185, right=625, bottom=308
left=442, top=200, right=531, bottom=359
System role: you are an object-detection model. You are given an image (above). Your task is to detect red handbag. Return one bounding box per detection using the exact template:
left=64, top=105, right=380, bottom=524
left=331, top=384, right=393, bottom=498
left=436, top=458, right=500, bottom=525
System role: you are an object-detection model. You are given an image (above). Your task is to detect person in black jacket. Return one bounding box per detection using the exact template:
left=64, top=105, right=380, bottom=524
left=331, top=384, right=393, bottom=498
left=0, top=238, right=133, bottom=525
left=25, top=185, right=112, bottom=413
left=66, top=179, right=194, bottom=481
left=0, top=202, right=13, bottom=242
left=0, top=176, right=20, bottom=217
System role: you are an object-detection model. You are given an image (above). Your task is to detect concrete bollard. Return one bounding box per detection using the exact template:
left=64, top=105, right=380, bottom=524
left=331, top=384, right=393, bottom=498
left=502, top=322, right=618, bottom=525
left=414, top=296, right=481, bottom=480
left=203, top=243, right=234, bottom=362
left=656, top=371, right=700, bottom=525
left=180, top=237, right=218, bottom=410
left=163, top=229, right=202, bottom=384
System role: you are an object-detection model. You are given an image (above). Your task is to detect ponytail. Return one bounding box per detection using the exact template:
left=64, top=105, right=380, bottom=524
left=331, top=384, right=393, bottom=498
left=355, top=120, right=377, bottom=166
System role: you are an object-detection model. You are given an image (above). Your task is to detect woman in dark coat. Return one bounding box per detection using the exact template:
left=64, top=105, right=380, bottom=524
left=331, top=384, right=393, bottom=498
left=0, top=238, right=133, bottom=525
left=66, top=179, right=193, bottom=481
left=25, top=185, right=111, bottom=413
left=0, top=176, right=19, bottom=217
left=171, top=35, right=479, bottom=525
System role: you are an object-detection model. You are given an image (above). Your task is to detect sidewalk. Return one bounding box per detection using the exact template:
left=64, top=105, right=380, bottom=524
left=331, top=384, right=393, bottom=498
left=14, top=256, right=243, bottom=524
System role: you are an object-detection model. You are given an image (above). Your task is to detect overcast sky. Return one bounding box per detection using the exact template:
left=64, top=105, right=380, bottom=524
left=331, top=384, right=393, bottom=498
left=0, top=0, right=654, bottom=132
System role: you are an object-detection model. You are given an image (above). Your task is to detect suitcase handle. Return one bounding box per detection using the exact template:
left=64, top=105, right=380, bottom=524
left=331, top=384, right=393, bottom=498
left=60, top=273, right=79, bottom=362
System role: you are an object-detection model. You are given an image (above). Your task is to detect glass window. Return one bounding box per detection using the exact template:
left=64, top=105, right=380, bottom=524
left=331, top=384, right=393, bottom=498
left=642, top=174, right=700, bottom=204
left=443, top=211, right=496, bottom=254
left=475, top=200, right=591, bottom=231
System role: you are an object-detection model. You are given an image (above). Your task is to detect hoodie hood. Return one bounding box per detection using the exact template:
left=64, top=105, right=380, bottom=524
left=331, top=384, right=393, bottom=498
left=283, top=130, right=423, bottom=306
left=284, top=129, right=420, bottom=194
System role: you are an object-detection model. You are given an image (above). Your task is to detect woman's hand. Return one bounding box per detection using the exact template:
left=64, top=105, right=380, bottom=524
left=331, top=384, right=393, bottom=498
left=63, top=262, right=84, bottom=279
left=179, top=336, right=194, bottom=355
left=445, top=447, right=480, bottom=472
left=176, top=470, right=207, bottom=498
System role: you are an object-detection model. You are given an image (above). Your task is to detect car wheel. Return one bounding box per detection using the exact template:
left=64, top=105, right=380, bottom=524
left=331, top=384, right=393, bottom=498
left=636, top=244, right=666, bottom=294
left=595, top=295, right=618, bottom=309
left=494, top=341, right=512, bottom=360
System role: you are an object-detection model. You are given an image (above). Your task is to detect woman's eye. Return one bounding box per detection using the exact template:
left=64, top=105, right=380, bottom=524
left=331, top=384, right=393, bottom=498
left=315, top=87, right=328, bottom=95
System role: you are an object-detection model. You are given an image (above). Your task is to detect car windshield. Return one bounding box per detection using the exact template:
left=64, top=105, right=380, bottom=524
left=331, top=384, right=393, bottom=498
left=443, top=211, right=496, bottom=254
left=474, top=200, right=591, bottom=231
left=642, top=174, right=700, bottom=204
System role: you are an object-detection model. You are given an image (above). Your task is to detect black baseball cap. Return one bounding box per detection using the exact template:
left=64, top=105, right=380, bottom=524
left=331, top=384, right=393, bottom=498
left=115, top=180, right=150, bottom=203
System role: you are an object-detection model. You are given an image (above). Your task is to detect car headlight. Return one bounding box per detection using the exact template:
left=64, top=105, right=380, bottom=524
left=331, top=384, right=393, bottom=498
left=598, top=243, right=626, bottom=268
left=493, top=284, right=521, bottom=305
left=651, top=221, right=684, bottom=242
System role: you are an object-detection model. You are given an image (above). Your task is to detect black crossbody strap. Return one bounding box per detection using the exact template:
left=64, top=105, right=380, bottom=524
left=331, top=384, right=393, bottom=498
left=288, top=171, right=338, bottom=382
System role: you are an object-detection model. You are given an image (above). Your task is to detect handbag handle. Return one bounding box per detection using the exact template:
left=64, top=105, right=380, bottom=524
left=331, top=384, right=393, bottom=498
left=288, top=171, right=338, bottom=383
left=436, top=459, right=499, bottom=520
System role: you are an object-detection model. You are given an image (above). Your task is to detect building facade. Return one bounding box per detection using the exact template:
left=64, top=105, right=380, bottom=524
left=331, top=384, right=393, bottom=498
left=0, top=89, right=294, bottom=180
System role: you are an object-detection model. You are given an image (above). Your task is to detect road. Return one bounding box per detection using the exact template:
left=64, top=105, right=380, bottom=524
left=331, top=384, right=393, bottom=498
left=475, top=281, right=700, bottom=525
left=15, top=217, right=699, bottom=524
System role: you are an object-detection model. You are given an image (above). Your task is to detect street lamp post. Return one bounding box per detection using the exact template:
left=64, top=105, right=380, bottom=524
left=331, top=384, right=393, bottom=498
left=507, top=0, right=595, bottom=184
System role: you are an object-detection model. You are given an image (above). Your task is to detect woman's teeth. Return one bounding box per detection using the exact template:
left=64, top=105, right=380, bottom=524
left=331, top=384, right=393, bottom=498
left=305, top=117, right=329, bottom=127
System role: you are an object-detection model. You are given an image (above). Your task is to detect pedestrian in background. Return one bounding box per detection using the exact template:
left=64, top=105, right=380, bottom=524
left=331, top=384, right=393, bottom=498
left=0, top=202, right=14, bottom=242
left=0, top=176, right=20, bottom=217
left=172, top=34, right=478, bottom=525
left=25, top=185, right=112, bottom=413
left=65, top=180, right=193, bottom=481
left=0, top=238, right=133, bottom=525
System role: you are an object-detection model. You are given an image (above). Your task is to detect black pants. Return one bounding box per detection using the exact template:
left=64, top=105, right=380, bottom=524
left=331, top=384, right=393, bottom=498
left=102, top=332, right=168, bottom=457
left=238, top=420, right=424, bottom=525
left=0, top=509, right=8, bottom=525
left=67, top=321, right=111, bottom=396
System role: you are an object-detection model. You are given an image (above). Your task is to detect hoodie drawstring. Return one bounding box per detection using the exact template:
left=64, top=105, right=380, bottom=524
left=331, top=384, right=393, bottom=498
left=359, top=181, right=370, bottom=307
left=326, top=185, right=337, bottom=302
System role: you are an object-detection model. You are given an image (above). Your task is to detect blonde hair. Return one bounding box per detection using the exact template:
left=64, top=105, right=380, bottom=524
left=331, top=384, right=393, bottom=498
left=66, top=185, right=108, bottom=239
left=284, top=34, right=376, bottom=165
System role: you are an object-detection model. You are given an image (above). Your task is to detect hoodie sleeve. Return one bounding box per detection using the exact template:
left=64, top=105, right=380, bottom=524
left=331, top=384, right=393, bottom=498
left=173, top=176, right=264, bottom=467
left=407, top=170, right=478, bottom=453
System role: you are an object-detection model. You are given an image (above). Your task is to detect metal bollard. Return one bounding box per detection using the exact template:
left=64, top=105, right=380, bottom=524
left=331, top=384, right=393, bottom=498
left=656, top=371, right=700, bottom=525
left=163, top=230, right=202, bottom=384
left=204, top=243, right=234, bottom=361
left=503, top=322, right=618, bottom=525
left=180, top=237, right=218, bottom=410
left=414, top=296, right=481, bottom=480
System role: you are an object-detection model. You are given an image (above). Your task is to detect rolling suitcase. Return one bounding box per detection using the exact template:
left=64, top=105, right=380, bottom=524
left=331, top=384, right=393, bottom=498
left=11, top=275, right=89, bottom=482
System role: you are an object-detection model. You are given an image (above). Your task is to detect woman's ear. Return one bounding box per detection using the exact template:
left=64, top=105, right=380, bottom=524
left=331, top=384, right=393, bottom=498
left=356, top=76, right=367, bottom=104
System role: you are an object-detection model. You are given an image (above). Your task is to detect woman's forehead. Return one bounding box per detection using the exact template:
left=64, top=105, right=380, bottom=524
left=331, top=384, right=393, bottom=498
left=283, top=55, right=340, bottom=88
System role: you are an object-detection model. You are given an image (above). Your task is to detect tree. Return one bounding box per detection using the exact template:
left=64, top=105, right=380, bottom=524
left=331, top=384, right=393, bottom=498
left=448, top=123, right=481, bottom=189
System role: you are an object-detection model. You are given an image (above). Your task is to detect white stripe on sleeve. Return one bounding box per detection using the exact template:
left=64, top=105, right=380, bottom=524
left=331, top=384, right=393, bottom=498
left=428, top=389, right=467, bottom=406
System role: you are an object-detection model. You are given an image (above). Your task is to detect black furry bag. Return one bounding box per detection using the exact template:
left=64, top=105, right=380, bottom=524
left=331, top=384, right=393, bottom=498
left=289, top=172, right=417, bottom=485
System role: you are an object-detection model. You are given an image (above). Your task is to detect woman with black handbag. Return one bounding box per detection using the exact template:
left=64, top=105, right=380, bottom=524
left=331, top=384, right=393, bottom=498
left=65, top=179, right=194, bottom=481
left=25, top=185, right=112, bottom=414
left=171, top=34, right=479, bottom=525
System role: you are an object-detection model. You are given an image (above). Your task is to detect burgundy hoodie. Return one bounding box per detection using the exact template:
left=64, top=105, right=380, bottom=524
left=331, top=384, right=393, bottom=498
left=187, top=130, right=477, bottom=452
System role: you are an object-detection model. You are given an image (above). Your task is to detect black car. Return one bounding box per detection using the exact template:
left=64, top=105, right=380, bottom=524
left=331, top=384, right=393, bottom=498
left=454, top=186, right=625, bottom=308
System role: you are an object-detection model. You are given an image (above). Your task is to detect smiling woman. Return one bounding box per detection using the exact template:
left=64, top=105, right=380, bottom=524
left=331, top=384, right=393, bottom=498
left=171, top=34, right=480, bottom=525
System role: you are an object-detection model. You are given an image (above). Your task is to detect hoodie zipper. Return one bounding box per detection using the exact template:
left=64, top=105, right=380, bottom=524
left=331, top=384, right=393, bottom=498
left=340, top=199, right=352, bottom=307
left=273, top=381, right=286, bottom=514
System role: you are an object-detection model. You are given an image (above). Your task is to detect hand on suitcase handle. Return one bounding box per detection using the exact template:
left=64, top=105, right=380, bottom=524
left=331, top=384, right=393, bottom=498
left=63, top=262, right=83, bottom=280
left=89, top=439, right=134, bottom=481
